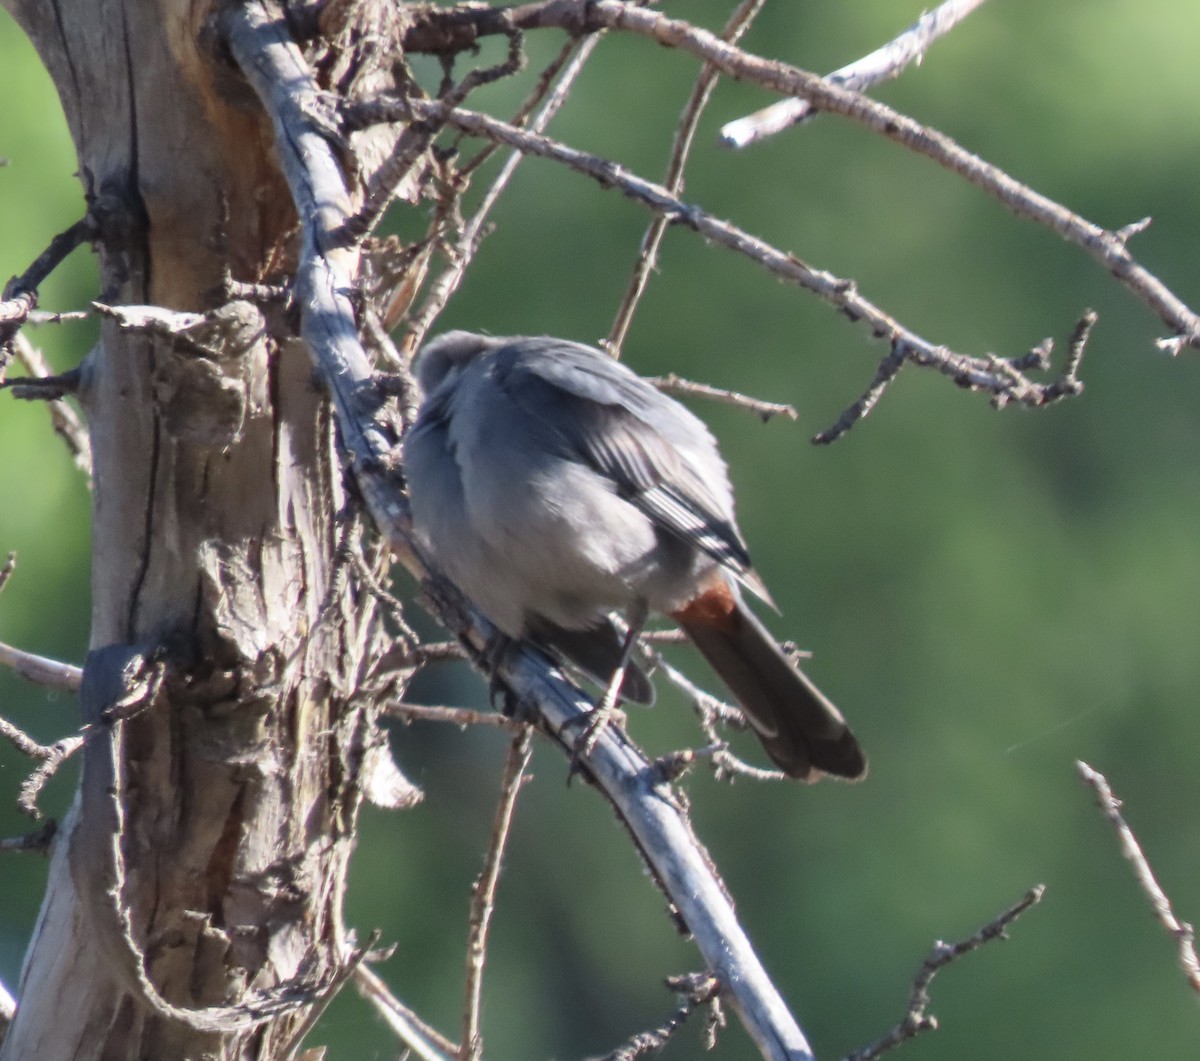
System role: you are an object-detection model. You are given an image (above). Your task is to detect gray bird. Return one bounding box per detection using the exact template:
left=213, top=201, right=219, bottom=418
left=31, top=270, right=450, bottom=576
left=402, top=331, right=866, bottom=781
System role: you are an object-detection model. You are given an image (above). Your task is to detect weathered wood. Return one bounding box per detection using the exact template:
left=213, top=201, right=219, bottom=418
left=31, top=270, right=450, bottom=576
left=0, top=2, right=389, bottom=1057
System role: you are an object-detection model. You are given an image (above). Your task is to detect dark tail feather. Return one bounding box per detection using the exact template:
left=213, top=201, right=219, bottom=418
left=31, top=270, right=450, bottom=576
left=528, top=618, right=656, bottom=706
left=677, top=597, right=866, bottom=781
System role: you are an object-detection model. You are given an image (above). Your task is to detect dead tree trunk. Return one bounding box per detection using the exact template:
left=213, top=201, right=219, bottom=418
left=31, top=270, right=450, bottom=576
left=0, top=2, right=387, bottom=1056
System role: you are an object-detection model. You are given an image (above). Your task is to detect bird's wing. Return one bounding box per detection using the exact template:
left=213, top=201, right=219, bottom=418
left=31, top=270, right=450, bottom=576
left=492, top=339, right=756, bottom=581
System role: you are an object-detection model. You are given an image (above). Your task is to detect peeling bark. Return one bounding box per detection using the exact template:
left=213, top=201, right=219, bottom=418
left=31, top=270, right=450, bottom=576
left=0, top=2, right=392, bottom=1057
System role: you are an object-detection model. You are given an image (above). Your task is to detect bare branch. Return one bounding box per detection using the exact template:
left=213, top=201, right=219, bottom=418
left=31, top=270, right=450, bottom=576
left=583, top=0, right=1200, bottom=349
left=607, top=0, right=768, bottom=356
left=815, top=311, right=1092, bottom=443
left=0, top=820, right=57, bottom=854
left=341, top=15, right=528, bottom=246
left=845, top=885, right=1046, bottom=1060
left=655, top=657, right=787, bottom=783
left=591, top=972, right=725, bottom=1060
left=385, top=1, right=1200, bottom=348
left=462, top=727, right=533, bottom=1059
left=1077, top=761, right=1200, bottom=995
left=386, top=702, right=528, bottom=733
left=6, top=334, right=92, bottom=483
left=720, top=0, right=991, bottom=148
left=0, top=698, right=85, bottom=819
left=364, top=96, right=1083, bottom=426
left=404, top=32, right=602, bottom=353
left=281, top=932, right=382, bottom=1059
left=18, top=735, right=84, bottom=819
left=0, top=214, right=95, bottom=346
left=353, top=964, right=458, bottom=1061
left=648, top=372, right=798, bottom=422
left=223, top=8, right=848, bottom=1054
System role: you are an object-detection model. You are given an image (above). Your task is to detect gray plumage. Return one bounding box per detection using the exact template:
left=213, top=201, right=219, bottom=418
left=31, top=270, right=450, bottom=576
left=402, top=331, right=866, bottom=781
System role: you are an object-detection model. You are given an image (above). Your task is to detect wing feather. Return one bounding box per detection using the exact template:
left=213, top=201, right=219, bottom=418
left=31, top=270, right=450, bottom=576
left=492, top=340, right=755, bottom=580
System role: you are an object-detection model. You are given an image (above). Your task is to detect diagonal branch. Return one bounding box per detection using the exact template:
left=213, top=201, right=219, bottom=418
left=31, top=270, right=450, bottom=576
left=404, top=31, right=602, bottom=353
left=353, top=965, right=458, bottom=1061
left=0, top=639, right=84, bottom=693
left=0, top=214, right=95, bottom=348
left=8, top=333, right=93, bottom=485
left=462, top=728, right=533, bottom=1059
left=607, top=0, right=768, bottom=356
left=349, top=95, right=1090, bottom=425
left=583, top=0, right=1200, bottom=351
left=845, top=884, right=1045, bottom=1060
left=1077, top=761, right=1200, bottom=995
left=401, top=0, right=1200, bottom=351
left=719, top=0, right=992, bottom=149
left=223, top=5, right=820, bottom=1057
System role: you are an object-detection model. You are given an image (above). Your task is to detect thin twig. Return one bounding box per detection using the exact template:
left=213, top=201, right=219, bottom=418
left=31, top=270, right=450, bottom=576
left=26, top=309, right=90, bottom=324
left=392, top=0, right=1200, bottom=348
left=8, top=333, right=93, bottom=484
left=845, top=885, right=1046, bottom=1060
left=353, top=965, right=458, bottom=1061
left=282, top=932, right=381, bottom=1058
left=462, top=727, right=533, bottom=1060
left=648, top=372, right=798, bottom=422
left=0, top=820, right=57, bottom=854
left=225, top=9, right=834, bottom=1053
left=720, top=0, right=991, bottom=148
left=0, top=215, right=96, bottom=343
left=590, top=972, right=725, bottom=1060
left=341, top=17, right=527, bottom=245
left=457, top=32, right=593, bottom=181
left=18, top=736, right=84, bottom=819
left=386, top=702, right=527, bottom=732
left=404, top=33, right=602, bottom=353
left=583, top=0, right=1200, bottom=350
left=646, top=650, right=786, bottom=783
left=608, top=0, right=768, bottom=356
left=1077, top=760, right=1200, bottom=995
left=358, top=97, right=1103, bottom=425
left=811, top=346, right=906, bottom=445
left=0, top=711, right=85, bottom=819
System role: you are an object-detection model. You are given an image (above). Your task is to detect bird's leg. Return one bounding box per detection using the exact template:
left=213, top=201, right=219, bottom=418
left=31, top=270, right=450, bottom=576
left=572, top=600, right=648, bottom=768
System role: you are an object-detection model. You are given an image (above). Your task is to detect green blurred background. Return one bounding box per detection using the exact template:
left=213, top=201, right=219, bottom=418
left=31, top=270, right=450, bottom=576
left=4, top=1, right=1200, bottom=1057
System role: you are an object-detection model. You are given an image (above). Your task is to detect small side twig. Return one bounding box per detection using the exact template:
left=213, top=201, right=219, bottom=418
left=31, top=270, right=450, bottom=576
left=386, top=702, right=527, bottom=733
left=720, top=0, right=991, bottom=148
left=18, top=735, right=85, bottom=819
left=607, top=0, right=768, bottom=356
left=645, top=649, right=786, bottom=783
left=1076, top=760, right=1200, bottom=995
left=845, top=884, right=1045, bottom=1061
left=462, top=727, right=533, bottom=1060
left=0, top=819, right=58, bottom=854
left=0, top=711, right=85, bottom=819
left=7, top=334, right=92, bottom=484
left=815, top=310, right=1093, bottom=443
left=281, top=932, right=382, bottom=1059
left=353, top=964, right=458, bottom=1061
left=590, top=971, right=725, bottom=1060
left=648, top=372, right=798, bottom=422
left=0, top=215, right=96, bottom=346
left=403, top=32, right=602, bottom=353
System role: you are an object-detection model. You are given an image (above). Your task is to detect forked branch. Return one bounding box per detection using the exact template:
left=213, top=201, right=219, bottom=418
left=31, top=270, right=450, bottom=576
left=222, top=4, right=822, bottom=1056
